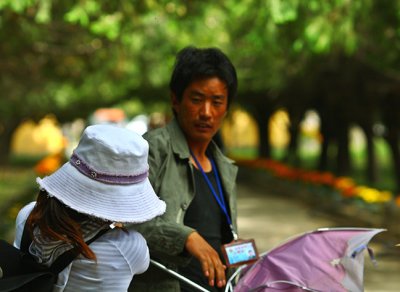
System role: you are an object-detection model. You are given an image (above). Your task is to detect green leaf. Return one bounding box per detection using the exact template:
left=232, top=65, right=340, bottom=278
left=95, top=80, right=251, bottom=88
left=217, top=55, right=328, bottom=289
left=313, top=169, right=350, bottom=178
left=90, top=12, right=122, bottom=40
left=304, top=16, right=333, bottom=53
left=8, top=0, right=35, bottom=13
left=35, top=0, right=51, bottom=23
left=270, top=0, right=299, bottom=24
left=64, top=5, right=90, bottom=26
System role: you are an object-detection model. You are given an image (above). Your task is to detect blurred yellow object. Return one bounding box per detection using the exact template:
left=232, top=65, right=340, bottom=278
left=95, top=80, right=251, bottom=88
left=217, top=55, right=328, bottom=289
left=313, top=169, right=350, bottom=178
left=269, top=109, right=290, bottom=148
left=222, top=107, right=258, bottom=148
left=300, top=110, right=321, bottom=138
left=355, top=186, right=393, bottom=203
left=11, top=115, right=65, bottom=156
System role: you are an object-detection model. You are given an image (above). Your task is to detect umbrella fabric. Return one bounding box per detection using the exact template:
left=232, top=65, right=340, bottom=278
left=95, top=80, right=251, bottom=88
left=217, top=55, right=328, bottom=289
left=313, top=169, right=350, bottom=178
left=233, top=228, right=385, bottom=292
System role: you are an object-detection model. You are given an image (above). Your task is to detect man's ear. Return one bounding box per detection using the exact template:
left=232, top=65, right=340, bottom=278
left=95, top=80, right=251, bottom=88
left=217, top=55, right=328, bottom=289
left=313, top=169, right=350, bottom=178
left=171, top=93, right=179, bottom=112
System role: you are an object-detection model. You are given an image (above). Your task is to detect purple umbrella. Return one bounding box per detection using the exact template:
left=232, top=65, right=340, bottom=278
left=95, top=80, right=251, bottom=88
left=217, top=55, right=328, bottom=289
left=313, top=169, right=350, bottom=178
left=229, top=228, right=385, bottom=292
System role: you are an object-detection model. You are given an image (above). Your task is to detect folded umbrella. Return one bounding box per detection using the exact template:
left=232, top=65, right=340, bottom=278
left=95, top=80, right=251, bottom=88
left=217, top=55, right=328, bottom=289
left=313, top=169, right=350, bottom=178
left=232, top=228, right=385, bottom=292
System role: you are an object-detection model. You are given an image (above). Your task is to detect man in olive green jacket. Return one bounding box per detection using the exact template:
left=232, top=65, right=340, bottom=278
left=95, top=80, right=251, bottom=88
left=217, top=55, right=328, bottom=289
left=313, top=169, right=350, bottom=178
left=129, top=46, right=238, bottom=292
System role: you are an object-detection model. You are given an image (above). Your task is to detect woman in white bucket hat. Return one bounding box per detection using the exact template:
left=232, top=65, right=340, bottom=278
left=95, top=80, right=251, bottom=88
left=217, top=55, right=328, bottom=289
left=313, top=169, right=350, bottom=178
left=13, top=124, right=166, bottom=291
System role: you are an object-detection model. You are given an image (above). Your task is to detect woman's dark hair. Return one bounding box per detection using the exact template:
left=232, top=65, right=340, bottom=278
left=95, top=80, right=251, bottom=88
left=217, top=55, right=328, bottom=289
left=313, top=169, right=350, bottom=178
left=169, top=46, right=238, bottom=108
left=26, top=190, right=97, bottom=260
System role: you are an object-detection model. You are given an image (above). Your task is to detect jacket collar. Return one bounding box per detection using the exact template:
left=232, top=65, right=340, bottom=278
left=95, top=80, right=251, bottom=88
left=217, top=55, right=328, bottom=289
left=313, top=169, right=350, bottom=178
left=167, top=118, right=191, bottom=160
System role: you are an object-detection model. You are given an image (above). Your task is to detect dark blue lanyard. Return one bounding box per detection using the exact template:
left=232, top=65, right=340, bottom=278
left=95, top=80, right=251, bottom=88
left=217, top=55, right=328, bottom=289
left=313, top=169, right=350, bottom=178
left=190, top=150, right=238, bottom=240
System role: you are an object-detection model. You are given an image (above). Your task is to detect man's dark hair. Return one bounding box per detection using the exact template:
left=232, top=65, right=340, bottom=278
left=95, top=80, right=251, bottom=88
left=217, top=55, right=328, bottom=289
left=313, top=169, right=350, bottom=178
left=169, top=46, right=238, bottom=108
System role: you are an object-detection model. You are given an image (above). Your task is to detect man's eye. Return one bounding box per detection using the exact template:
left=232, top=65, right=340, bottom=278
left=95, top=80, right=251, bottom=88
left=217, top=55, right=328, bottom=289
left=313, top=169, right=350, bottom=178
left=191, top=97, right=202, bottom=103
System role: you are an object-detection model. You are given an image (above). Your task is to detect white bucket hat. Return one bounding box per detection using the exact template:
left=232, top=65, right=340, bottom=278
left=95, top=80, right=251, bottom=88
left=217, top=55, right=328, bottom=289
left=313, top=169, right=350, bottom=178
left=36, top=124, right=166, bottom=223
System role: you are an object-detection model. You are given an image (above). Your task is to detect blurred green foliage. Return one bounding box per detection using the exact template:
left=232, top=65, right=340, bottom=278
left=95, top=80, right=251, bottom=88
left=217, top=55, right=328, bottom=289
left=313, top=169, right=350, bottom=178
left=0, top=166, right=36, bottom=241
left=1, top=0, right=399, bottom=124
left=2, top=0, right=400, bottom=171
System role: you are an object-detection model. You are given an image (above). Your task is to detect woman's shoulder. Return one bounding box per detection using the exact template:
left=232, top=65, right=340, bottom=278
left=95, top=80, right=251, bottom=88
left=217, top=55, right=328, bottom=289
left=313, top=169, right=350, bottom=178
left=91, top=228, right=150, bottom=273
left=94, top=228, right=148, bottom=254
left=16, top=201, right=36, bottom=221
left=14, top=201, right=36, bottom=248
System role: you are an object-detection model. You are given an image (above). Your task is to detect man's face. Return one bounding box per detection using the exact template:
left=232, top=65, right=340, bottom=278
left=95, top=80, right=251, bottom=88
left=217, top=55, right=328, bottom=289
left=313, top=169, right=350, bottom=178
left=172, top=77, right=228, bottom=146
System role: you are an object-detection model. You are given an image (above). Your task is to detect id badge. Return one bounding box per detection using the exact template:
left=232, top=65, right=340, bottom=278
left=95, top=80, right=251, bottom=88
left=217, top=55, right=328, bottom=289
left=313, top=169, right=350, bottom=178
left=221, top=239, right=259, bottom=267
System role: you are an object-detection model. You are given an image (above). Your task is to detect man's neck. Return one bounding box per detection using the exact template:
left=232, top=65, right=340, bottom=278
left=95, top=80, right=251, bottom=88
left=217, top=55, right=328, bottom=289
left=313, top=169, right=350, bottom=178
left=188, top=142, right=212, bottom=172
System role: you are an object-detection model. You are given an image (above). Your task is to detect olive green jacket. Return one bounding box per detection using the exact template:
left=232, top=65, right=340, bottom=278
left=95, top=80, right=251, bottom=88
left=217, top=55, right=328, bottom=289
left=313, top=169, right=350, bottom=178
left=129, top=119, right=238, bottom=292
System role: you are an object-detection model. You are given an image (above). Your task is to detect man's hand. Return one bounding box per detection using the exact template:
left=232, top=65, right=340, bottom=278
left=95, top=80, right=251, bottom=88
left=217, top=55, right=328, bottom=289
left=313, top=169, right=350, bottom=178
left=185, top=231, right=226, bottom=288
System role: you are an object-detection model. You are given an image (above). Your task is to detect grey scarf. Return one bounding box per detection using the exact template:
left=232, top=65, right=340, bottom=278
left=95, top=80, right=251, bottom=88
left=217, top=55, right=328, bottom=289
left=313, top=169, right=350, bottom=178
left=29, top=220, right=109, bottom=267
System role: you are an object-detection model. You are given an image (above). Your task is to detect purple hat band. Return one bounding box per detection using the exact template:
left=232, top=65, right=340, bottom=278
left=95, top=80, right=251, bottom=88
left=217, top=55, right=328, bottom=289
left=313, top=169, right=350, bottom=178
left=70, top=153, right=148, bottom=185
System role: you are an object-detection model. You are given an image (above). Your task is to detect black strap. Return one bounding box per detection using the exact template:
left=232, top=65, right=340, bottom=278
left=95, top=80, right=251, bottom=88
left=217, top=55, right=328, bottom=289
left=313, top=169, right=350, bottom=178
left=20, top=222, right=32, bottom=253
left=21, top=221, right=110, bottom=274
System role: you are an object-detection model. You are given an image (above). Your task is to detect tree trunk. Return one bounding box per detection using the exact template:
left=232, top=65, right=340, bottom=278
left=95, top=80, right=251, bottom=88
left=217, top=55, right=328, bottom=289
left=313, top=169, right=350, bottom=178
left=336, top=125, right=350, bottom=176
left=385, top=127, right=400, bottom=193
left=253, top=109, right=271, bottom=158
left=318, top=117, right=331, bottom=172
left=0, top=120, right=19, bottom=164
left=284, top=109, right=304, bottom=166
left=360, top=124, right=377, bottom=183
